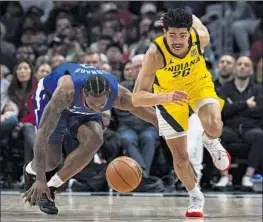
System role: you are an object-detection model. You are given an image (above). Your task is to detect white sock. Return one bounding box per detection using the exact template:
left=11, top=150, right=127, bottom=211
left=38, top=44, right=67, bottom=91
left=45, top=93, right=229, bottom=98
left=25, top=162, right=36, bottom=175
left=203, top=133, right=213, bottom=144
left=188, top=184, right=202, bottom=197
left=47, top=173, right=64, bottom=188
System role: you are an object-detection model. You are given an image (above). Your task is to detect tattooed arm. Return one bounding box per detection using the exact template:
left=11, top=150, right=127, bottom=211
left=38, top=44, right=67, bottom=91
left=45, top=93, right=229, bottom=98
left=113, top=84, right=158, bottom=128
left=34, top=76, right=74, bottom=181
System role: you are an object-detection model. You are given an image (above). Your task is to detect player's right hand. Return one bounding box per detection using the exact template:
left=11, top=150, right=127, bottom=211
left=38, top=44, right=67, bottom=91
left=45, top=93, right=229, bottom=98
left=166, top=90, right=189, bottom=105
left=23, top=180, right=53, bottom=206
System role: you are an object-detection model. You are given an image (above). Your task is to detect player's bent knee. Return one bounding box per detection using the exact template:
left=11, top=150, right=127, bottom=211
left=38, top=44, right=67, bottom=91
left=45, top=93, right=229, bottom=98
left=84, top=130, right=104, bottom=152
left=203, top=117, right=222, bottom=137
left=77, top=124, right=104, bottom=153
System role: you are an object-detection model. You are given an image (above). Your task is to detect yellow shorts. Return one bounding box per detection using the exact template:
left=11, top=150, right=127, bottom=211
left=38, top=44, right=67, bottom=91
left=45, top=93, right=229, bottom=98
left=155, top=75, right=225, bottom=139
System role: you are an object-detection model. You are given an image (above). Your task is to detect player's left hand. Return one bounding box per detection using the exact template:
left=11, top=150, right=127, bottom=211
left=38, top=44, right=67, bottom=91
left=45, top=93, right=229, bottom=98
left=23, top=180, right=53, bottom=206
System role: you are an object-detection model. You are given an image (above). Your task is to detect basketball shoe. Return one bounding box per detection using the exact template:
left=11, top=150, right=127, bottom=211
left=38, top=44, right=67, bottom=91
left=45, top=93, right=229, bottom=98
left=23, top=162, right=58, bottom=214
left=185, top=192, right=205, bottom=217
left=202, top=134, right=231, bottom=171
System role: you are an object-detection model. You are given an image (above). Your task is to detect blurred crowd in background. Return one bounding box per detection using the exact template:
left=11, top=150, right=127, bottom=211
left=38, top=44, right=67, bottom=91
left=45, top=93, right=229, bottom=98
left=0, top=1, right=262, bottom=193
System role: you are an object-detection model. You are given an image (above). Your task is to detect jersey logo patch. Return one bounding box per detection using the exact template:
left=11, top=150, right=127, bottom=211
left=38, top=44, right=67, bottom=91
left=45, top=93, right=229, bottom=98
left=169, top=58, right=174, bottom=65
left=191, top=49, right=197, bottom=56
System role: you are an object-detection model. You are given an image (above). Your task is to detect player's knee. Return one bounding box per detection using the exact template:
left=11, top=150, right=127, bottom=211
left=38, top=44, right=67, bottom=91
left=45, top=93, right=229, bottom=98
left=88, top=130, right=104, bottom=151
left=203, top=117, right=222, bottom=137
left=79, top=126, right=104, bottom=153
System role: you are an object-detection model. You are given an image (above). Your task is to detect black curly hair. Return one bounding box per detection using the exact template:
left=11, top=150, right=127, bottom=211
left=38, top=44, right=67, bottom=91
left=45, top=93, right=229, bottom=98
left=83, top=75, right=109, bottom=97
left=163, top=8, right=193, bottom=31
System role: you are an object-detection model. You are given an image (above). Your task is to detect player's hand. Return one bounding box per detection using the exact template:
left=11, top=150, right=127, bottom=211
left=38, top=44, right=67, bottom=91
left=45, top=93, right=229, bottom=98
left=246, top=96, right=256, bottom=108
left=22, top=180, right=53, bottom=206
left=166, top=90, right=189, bottom=105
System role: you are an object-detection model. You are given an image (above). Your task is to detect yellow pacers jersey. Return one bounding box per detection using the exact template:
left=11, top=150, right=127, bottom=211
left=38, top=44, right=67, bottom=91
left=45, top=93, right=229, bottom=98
left=152, top=28, right=224, bottom=135
left=153, top=28, right=210, bottom=93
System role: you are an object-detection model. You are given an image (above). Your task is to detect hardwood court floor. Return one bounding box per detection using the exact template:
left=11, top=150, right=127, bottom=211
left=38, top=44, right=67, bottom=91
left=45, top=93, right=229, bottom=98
left=1, top=192, right=262, bottom=222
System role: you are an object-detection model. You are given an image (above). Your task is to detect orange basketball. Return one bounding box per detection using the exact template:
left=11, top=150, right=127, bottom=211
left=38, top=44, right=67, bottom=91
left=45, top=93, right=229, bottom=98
left=106, top=156, right=142, bottom=193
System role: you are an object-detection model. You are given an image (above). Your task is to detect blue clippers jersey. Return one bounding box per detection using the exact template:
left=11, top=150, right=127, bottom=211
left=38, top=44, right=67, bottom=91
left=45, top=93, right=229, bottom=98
left=43, top=63, right=118, bottom=115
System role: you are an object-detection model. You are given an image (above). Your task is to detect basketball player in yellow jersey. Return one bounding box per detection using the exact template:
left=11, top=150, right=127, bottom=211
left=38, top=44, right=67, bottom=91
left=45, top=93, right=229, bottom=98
left=132, top=8, right=231, bottom=217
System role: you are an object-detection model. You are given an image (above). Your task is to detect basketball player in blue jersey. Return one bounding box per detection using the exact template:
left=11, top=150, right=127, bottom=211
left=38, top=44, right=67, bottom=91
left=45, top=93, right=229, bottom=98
left=22, top=62, right=158, bottom=214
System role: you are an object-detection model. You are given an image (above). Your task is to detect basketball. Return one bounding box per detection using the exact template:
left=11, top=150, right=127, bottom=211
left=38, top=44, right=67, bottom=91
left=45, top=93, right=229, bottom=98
left=106, top=156, right=142, bottom=193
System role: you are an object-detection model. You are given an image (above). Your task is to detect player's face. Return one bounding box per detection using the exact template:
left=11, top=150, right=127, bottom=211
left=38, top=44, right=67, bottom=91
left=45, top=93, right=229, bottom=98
left=84, top=94, right=108, bottom=113
left=165, top=27, right=190, bottom=54
left=16, top=62, right=31, bottom=82
left=235, top=57, right=253, bottom=79
left=218, top=55, right=235, bottom=77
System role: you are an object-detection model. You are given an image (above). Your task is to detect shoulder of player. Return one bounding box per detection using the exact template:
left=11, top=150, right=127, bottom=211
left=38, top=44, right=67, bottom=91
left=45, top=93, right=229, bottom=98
left=146, top=43, right=162, bottom=58
left=144, top=43, right=164, bottom=68
left=56, top=75, right=75, bottom=97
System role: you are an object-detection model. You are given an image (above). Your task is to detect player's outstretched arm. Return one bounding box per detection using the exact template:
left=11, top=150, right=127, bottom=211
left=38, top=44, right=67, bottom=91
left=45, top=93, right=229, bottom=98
left=132, top=44, right=188, bottom=107
left=132, top=43, right=169, bottom=107
left=192, top=15, right=210, bottom=49
left=113, top=84, right=158, bottom=128
left=34, top=77, right=74, bottom=181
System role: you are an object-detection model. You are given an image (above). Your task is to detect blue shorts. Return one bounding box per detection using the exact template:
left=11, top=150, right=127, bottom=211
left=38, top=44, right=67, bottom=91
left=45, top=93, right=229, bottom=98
left=33, top=79, right=102, bottom=144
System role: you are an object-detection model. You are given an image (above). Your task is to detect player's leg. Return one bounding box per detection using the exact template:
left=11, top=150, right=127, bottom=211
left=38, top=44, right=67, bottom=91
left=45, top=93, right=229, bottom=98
left=47, top=113, right=104, bottom=186
left=156, top=104, right=204, bottom=217
left=54, top=121, right=103, bottom=182
left=187, top=113, right=204, bottom=184
left=24, top=111, right=69, bottom=214
left=191, top=83, right=231, bottom=172
left=24, top=79, right=67, bottom=214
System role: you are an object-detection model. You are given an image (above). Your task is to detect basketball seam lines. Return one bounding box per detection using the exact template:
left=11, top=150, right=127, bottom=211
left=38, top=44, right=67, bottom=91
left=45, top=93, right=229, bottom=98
left=112, top=162, right=135, bottom=190
left=116, top=160, right=140, bottom=182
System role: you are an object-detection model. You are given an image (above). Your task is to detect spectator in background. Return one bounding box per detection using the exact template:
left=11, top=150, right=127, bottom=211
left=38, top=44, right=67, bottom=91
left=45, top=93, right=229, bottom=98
left=0, top=66, right=19, bottom=141
left=100, top=2, right=119, bottom=22
left=34, top=62, right=52, bottom=81
left=106, top=43, right=124, bottom=81
left=83, top=51, right=102, bottom=69
left=48, top=35, right=71, bottom=60
left=73, top=51, right=85, bottom=64
left=48, top=15, right=83, bottom=61
left=148, top=20, right=163, bottom=41
left=33, top=28, right=49, bottom=56
left=214, top=54, right=236, bottom=94
left=90, top=35, right=113, bottom=55
left=7, top=60, right=37, bottom=164
left=0, top=2, right=24, bottom=43
left=229, top=2, right=261, bottom=56
left=50, top=54, right=65, bottom=70
left=35, top=55, right=50, bottom=68
left=129, top=17, right=153, bottom=58
left=101, top=63, right=112, bottom=73
left=73, top=24, right=88, bottom=50
left=19, top=0, right=54, bottom=23
left=250, top=21, right=262, bottom=67
left=255, top=58, right=262, bottom=85
left=120, top=60, right=135, bottom=82
left=140, top=2, right=157, bottom=20
left=16, top=45, right=36, bottom=66
left=215, top=56, right=262, bottom=189
left=0, top=22, right=16, bottom=58
left=115, top=54, right=159, bottom=177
